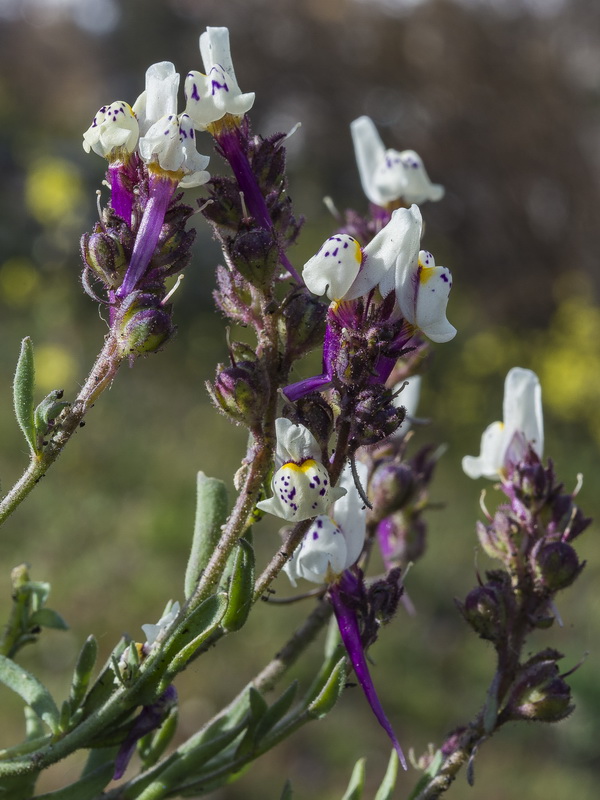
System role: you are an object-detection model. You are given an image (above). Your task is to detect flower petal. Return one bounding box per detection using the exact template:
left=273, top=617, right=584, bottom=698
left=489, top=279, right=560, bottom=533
left=284, top=515, right=347, bottom=585
left=133, top=62, right=180, bottom=137
left=344, top=205, right=422, bottom=302
left=257, top=459, right=345, bottom=522
left=397, top=150, right=445, bottom=205
left=351, top=116, right=388, bottom=206
left=83, top=101, right=139, bottom=159
left=274, top=418, right=321, bottom=464
left=303, top=234, right=363, bottom=301
left=502, top=367, right=544, bottom=458
left=329, top=577, right=407, bottom=770
left=332, top=461, right=368, bottom=568
left=462, top=420, right=506, bottom=480
left=413, top=251, right=456, bottom=343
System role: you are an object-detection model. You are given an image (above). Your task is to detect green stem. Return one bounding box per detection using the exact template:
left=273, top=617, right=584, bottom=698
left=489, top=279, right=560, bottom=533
left=0, top=335, right=122, bottom=527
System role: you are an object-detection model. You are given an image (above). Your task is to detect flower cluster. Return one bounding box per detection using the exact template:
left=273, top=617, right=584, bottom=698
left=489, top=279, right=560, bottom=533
left=454, top=369, right=589, bottom=733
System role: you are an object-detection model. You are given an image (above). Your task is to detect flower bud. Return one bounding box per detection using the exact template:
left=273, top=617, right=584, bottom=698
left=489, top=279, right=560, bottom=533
left=505, top=653, right=574, bottom=723
left=284, top=393, right=334, bottom=452
left=207, top=361, right=267, bottom=428
left=229, top=228, right=279, bottom=288
left=280, top=291, right=327, bottom=361
left=457, top=584, right=506, bottom=642
left=214, top=264, right=257, bottom=325
left=377, top=512, right=426, bottom=566
left=533, top=542, right=584, bottom=592
left=81, top=231, right=127, bottom=288
left=368, top=460, right=414, bottom=518
left=349, top=387, right=405, bottom=448
left=115, top=291, right=174, bottom=357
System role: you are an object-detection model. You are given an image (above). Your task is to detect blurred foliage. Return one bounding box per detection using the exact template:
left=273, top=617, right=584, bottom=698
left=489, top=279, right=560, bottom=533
left=0, top=0, right=599, bottom=798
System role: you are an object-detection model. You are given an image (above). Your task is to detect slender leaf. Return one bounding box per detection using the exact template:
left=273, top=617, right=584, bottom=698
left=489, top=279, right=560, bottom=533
left=33, top=763, right=114, bottom=799
left=307, top=657, right=346, bottom=719
left=184, top=472, right=229, bottom=599
left=221, top=536, right=255, bottom=632
left=0, top=655, right=60, bottom=733
left=13, top=337, right=37, bottom=455
left=279, top=780, right=293, bottom=800
left=374, top=751, right=399, bottom=800
left=69, top=636, right=98, bottom=713
left=29, top=608, right=69, bottom=631
left=341, top=758, right=366, bottom=800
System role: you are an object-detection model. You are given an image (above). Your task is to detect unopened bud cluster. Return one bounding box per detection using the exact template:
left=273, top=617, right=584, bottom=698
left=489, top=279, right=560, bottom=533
left=457, top=446, right=589, bottom=725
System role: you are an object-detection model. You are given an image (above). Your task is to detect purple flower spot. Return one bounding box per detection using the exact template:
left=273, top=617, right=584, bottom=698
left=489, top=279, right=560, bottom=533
left=343, top=241, right=349, bottom=248
left=312, top=531, right=319, bottom=540
left=441, top=273, right=449, bottom=283
left=319, top=488, right=327, bottom=496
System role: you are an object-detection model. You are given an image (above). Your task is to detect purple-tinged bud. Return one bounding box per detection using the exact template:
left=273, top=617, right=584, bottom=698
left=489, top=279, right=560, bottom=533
left=477, top=510, right=525, bottom=566
left=377, top=512, right=426, bottom=566
left=115, top=292, right=174, bottom=358
left=368, top=461, right=414, bottom=519
left=504, top=651, right=574, bottom=723
left=349, top=387, right=405, bottom=448
left=229, top=228, right=279, bottom=288
left=81, top=231, right=127, bottom=288
left=207, top=361, right=267, bottom=428
left=214, top=264, right=257, bottom=326
left=457, top=584, right=506, bottom=642
left=280, top=291, right=327, bottom=361
left=533, top=542, right=585, bottom=592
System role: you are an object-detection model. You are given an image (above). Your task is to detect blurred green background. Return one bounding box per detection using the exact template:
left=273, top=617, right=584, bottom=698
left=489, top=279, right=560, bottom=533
left=0, top=0, right=599, bottom=797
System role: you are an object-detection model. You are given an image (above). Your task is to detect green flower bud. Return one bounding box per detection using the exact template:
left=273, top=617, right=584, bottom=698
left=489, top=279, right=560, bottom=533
left=533, top=542, right=585, bottom=592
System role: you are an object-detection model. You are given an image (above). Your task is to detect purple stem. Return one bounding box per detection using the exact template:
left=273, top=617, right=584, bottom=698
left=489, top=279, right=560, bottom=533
left=216, top=126, right=303, bottom=284
left=329, top=575, right=407, bottom=770
left=116, top=175, right=175, bottom=299
left=108, top=163, right=134, bottom=225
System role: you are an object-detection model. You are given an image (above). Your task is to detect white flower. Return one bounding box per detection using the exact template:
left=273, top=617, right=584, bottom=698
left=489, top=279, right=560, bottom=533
left=132, top=62, right=210, bottom=185
left=462, top=368, right=544, bottom=481
left=392, top=375, right=422, bottom=436
left=256, top=419, right=346, bottom=522
left=184, top=27, right=255, bottom=129
left=284, top=461, right=368, bottom=586
left=351, top=116, right=444, bottom=207
left=141, top=600, right=181, bottom=649
left=82, top=101, right=139, bottom=159
left=342, top=206, right=456, bottom=343
left=302, top=234, right=363, bottom=301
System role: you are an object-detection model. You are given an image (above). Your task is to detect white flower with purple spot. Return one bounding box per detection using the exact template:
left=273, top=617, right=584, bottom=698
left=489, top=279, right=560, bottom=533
left=185, top=27, right=255, bottom=130
left=83, top=101, right=139, bottom=160
left=133, top=61, right=210, bottom=186
left=303, top=234, right=363, bottom=301
left=351, top=116, right=444, bottom=207
left=343, top=206, right=456, bottom=343
left=284, top=461, right=368, bottom=586
left=462, top=368, right=544, bottom=481
left=256, top=419, right=345, bottom=522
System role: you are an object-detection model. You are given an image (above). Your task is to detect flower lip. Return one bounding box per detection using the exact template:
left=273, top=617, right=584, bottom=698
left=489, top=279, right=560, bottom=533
left=351, top=115, right=444, bottom=207
left=184, top=26, right=255, bottom=129
left=462, top=367, right=544, bottom=481
left=83, top=101, right=139, bottom=159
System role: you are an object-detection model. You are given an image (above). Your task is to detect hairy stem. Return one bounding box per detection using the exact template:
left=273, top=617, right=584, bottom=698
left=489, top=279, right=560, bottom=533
left=0, top=335, right=122, bottom=527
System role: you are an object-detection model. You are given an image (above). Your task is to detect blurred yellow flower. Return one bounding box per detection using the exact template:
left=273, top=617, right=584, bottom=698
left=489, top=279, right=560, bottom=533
left=25, top=157, right=85, bottom=225
left=35, top=344, right=77, bottom=391
left=0, top=257, right=39, bottom=307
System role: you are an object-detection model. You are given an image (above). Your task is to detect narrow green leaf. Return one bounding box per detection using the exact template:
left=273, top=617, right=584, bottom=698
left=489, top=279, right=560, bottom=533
left=483, top=672, right=500, bottom=734
left=24, top=705, right=45, bottom=741
left=163, top=594, right=228, bottom=679
left=234, top=687, right=269, bottom=758
left=307, top=657, right=346, bottom=719
left=33, top=763, right=114, bottom=799
left=341, top=758, right=367, bottom=800
left=374, top=751, right=399, bottom=800
left=0, top=655, right=60, bottom=733
left=254, top=681, right=298, bottom=742
left=13, top=337, right=38, bottom=455
left=29, top=608, right=69, bottom=631
left=221, top=536, right=255, bottom=632
left=69, top=636, right=98, bottom=713
left=184, top=472, right=229, bottom=599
